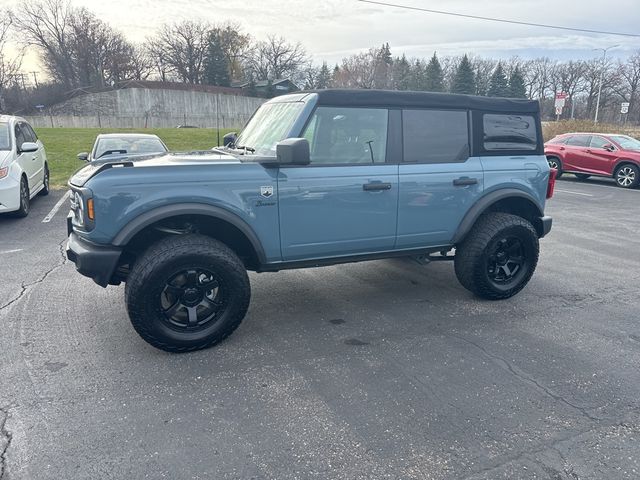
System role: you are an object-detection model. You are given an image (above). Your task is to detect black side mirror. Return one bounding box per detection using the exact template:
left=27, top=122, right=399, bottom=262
left=77, top=152, right=89, bottom=162
left=276, top=138, right=310, bottom=165
left=603, top=144, right=615, bottom=152
left=223, top=132, right=237, bottom=147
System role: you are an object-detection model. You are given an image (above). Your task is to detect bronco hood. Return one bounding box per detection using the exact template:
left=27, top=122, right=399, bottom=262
left=69, top=150, right=242, bottom=187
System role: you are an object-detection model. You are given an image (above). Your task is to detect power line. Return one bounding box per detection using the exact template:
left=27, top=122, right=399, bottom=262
left=357, top=0, right=640, bottom=38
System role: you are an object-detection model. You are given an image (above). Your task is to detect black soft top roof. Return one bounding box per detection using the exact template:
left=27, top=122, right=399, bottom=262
left=306, top=89, right=539, bottom=114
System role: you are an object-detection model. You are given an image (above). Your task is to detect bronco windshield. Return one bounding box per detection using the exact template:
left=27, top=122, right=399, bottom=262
left=610, top=135, right=640, bottom=151
left=235, top=102, right=304, bottom=156
left=0, top=122, right=10, bottom=150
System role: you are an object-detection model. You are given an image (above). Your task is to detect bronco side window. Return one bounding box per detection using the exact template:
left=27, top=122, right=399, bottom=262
left=302, top=107, right=388, bottom=164
left=483, top=114, right=537, bottom=151
left=402, top=109, right=469, bottom=163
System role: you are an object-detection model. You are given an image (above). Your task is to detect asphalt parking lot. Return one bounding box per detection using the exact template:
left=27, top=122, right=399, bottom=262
left=1, top=177, right=639, bottom=480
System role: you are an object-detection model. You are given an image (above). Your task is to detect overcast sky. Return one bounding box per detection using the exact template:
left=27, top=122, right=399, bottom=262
left=4, top=0, right=640, bottom=72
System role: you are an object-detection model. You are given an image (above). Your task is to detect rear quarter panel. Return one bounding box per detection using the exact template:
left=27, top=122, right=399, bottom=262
left=480, top=154, right=549, bottom=211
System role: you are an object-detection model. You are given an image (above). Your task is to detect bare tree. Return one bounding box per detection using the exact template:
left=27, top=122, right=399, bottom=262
left=582, top=57, right=619, bottom=121
left=245, top=35, right=308, bottom=83
left=147, top=21, right=210, bottom=84
left=0, top=10, right=23, bottom=104
left=13, top=0, right=76, bottom=88
left=471, top=57, right=497, bottom=96
left=333, top=49, right=378, bottom=88
left=615, top=51, right=640, bottom=122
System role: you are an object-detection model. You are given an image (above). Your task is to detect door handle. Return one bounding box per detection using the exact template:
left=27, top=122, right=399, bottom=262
left=559, top=147, right=565, bottom=151
left=585, top=149, right=592, bottom=153
left=363, top=182, right=392, bottom=192
left=453, top=177, right=478, bottom=186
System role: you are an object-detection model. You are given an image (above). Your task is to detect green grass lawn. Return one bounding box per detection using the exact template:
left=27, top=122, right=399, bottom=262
left=35, top=127, right=234, bottom=187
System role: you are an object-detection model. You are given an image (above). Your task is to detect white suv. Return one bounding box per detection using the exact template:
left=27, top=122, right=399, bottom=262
left=0, top=115, right=49, bottom=217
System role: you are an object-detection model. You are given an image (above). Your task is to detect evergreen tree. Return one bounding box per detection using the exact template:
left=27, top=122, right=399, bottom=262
left=424, top=52, right=444, bottom=92
left=393, top=54, right=411, bottom=90
left=316, top=62, right=332, bottom=89
left=487, top=63, right=509, bottom=97
left=508, top=66, right=527, bottom=98
left=451, top=54, right=475, bottom=95
left=374, top=43, right=393, bottom=88
left=204, top=33, right=231, bottom=87
left=409, top=59, right=426, bottom=91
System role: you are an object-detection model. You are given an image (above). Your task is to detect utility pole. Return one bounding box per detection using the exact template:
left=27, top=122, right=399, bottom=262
left=593, top=45, right=618, bottom=124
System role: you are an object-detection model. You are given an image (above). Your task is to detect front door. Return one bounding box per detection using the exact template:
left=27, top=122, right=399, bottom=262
left=278, top=106, right=398, bottom=261
left=14, top=123, right=39, bottom=189
left=584, top=135, right=619, bottom=175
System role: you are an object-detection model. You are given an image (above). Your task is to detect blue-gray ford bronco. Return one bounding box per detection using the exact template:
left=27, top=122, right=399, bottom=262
left=66, top=89, right=554, bottom=352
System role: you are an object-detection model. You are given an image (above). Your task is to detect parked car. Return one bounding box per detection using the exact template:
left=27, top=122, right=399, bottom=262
left=0, top=115, right=49, bottom=217
left=77, top=133, right=168, bottom=162
left=66, top=89, right=554, bottom=352
left=545, top=133, right=640, bottom=188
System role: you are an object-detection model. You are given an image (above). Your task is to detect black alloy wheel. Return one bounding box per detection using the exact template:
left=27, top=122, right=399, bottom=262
left=160, top=268, right=227, bottom=331
left=486, top=236, right=526, bottom=285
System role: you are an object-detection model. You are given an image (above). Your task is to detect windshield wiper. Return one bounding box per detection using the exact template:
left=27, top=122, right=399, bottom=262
left=235, top=145, right=255, bottom=154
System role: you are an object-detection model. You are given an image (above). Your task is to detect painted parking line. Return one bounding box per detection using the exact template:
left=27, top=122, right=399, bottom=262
left=42, top=190, right=71, bottom=223
left=0, top=249, right=23, bottom=255
left=555, top=189, right=594, bottom=197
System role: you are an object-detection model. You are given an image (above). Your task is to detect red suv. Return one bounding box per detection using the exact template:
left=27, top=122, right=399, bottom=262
left=544, top=133, right=640, bottom=188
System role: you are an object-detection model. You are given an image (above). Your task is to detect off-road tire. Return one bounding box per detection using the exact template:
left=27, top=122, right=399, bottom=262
left=125, top=234, right=251, bottom=353
left=14, top=176, right=30, bottom=217
left=574, top=173, right=590, bottom=181
left=39, top=163, right=50, bottom=196
left=547, top=157, right=563, bottom=178
left=614, top=163, right=639, bottom=189
left=454, top=213, right=539, bottom=300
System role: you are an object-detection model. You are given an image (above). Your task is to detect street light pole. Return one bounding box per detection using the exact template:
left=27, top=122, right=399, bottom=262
left=593, top=45, right=619, bottom=124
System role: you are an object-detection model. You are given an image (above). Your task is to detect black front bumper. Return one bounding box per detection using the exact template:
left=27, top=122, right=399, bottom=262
left=66, top=230, right=122, bottom=287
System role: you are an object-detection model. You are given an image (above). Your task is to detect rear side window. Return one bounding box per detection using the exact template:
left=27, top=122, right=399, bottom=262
left=483, top=114, right=537, bottom=151
left=566, top=135, right=590, bottom=147
left=403, top=110, right=469, bottom=163
left=547, top=136, right=567, bottom=145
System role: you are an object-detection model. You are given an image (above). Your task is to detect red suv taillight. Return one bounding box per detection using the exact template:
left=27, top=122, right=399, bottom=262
left=547, top=168, right=557, bottom=199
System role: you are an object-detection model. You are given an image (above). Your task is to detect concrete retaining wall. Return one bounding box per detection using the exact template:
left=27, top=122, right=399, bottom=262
left=24, top=87, right=265, bottom=129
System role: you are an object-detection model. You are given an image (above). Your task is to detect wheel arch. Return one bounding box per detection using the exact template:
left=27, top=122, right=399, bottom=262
left=113, top=203, right=267, bottom=269
left=613, top=159, right=640, bottom=175
left=452, top=189, right=545, bottom=244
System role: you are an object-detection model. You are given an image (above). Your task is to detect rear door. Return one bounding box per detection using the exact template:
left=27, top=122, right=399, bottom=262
left=278, top=106, right=399, bottom=261
left=563, top=135, right=592, bottom=172
left=397, top=109, right=483, bottom=248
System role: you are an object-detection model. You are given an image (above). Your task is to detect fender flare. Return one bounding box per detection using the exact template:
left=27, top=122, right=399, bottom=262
left=452, top=189, right=544, bottom=244
left=111, top=203, right=267, bottom=264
